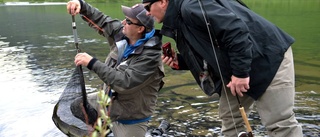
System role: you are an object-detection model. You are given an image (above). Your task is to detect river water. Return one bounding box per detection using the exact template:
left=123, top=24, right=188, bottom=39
left=0, top=1, right=319, bottom=137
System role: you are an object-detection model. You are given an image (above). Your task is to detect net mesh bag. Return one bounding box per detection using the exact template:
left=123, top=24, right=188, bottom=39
left=52, top=66, right=97, bottom=137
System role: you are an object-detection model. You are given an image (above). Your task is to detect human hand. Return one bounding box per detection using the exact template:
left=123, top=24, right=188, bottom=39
left=226, top=75, right=250, bottom=97
left=161, top=53, right=179, bottom=69
left=74, top=52, right=93, bottom=66
left=161, top=42, right=179, bottom=69
left=67, top=0, right=81, bottom=16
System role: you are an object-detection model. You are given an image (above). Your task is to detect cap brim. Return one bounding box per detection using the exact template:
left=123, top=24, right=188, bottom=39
left=142, top=0, right=158, bottom=4
left=121, top=5, right=136, bottom=19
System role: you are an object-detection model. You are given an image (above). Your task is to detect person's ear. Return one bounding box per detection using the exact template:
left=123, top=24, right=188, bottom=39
left=159, top=0, right=169, bottom=8
left=138, top=26, right=145, bottom=34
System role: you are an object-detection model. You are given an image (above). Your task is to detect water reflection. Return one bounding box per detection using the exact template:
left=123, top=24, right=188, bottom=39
left=0, top=36, right=65, bottom=136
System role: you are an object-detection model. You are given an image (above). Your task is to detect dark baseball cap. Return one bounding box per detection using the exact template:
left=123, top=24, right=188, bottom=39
left=142, top=0, right=158, bottom=3
left=121, top=4, right=154, bottom=32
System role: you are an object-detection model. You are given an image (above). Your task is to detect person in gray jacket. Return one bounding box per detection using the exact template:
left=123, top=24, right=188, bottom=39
left=142, top=0, right=303, bottom=136
left=67, top=1, right=164, bottom=136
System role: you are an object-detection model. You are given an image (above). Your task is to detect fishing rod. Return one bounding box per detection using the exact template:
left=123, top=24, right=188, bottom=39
left=71, top=15, right=98, bottom=126
left=197, top=0, right=254, bottom=136
left=237, top=95, right=253, bottom=137
left=71, top=15, right=87, bottom=105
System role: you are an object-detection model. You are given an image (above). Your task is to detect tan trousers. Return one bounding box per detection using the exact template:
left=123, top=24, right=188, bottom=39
left=219, top=47, right=303, bottom=137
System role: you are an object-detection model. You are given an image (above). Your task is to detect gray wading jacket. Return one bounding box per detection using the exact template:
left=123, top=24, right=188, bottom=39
left=79, top=1, right=164, bottom=121
left=160, top=0, right=294, bottom=100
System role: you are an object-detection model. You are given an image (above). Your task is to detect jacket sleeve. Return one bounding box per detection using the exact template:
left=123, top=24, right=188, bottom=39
left=175, top=54, right=189, bottom=70
left=183, top=0, right=252, bottom=78
left=79, top=0, right=123, bottom=43
left=90, top=49, right=162, bottom=94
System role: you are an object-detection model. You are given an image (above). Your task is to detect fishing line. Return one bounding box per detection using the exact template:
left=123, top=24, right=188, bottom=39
left=197, top=0, right=239, bottom=135
left=79, top=15, right=112, bottom=117
left=82, top=15, right=105, bottom=33
left=198, top=0, right=238, bottom=133
left=197, top=0, right=253, bottom=136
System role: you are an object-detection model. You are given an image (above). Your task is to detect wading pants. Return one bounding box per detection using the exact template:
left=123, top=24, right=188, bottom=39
left=219, top=47, right=303, bottom=137
left=111, top=121, right=148, bottom=137
left=86, top=93, right=149, bottom=137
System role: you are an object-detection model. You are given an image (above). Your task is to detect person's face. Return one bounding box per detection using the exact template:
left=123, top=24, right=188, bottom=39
left=144, top=0, right=168, bottom=23
left=121, top=17, right=144, bottom=38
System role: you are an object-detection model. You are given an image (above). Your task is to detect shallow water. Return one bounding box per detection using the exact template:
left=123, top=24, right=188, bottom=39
left=0, top=1, right=319, bottom=137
